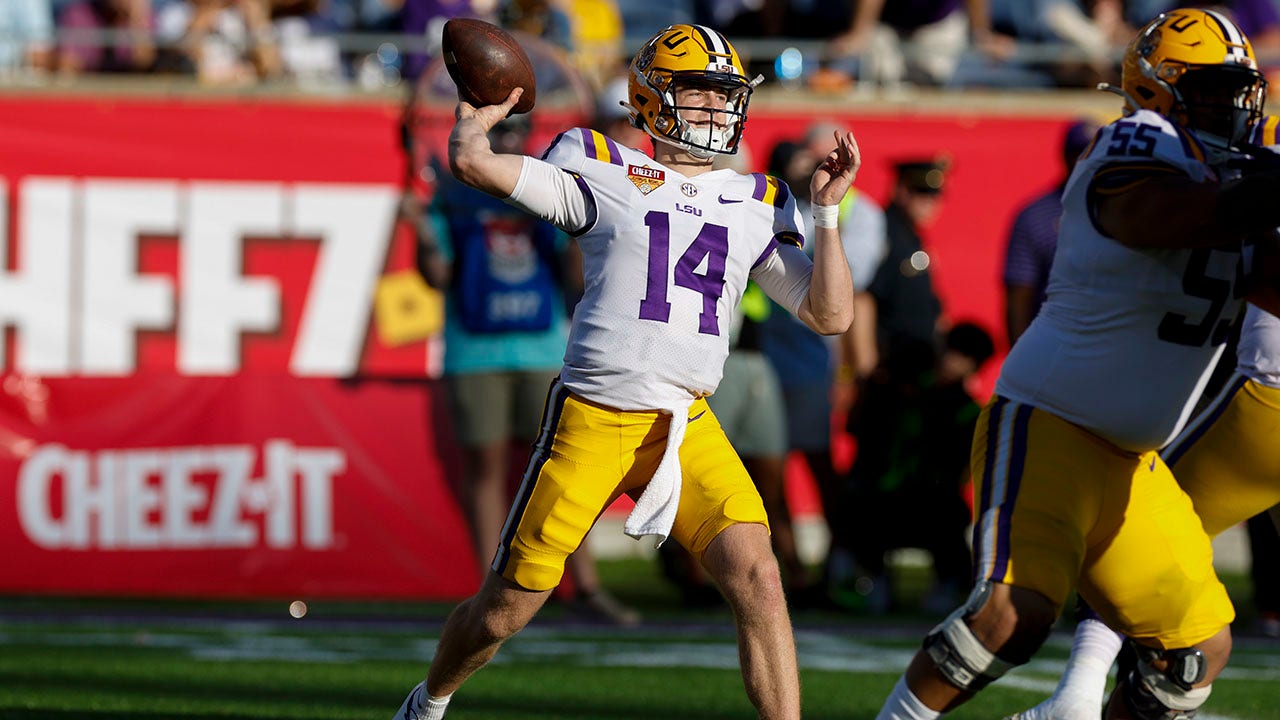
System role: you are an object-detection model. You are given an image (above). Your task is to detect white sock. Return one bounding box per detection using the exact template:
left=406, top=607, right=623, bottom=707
left=1056, top=618, right=1124, bottom=703
left=395, top=681, right=451, bottom=720
left=876, top=676, right=942, bottom=720
left=422, top=692, right=451, bottom=720
left=1013, top=618, right=1124, bottom=720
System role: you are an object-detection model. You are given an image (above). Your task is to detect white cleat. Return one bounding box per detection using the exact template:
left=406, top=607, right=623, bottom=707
left=393, top=680, right=427, bottom=720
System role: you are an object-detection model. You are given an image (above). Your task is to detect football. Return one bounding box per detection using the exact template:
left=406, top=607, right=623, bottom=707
left=441, top=18, right=537, bottom=115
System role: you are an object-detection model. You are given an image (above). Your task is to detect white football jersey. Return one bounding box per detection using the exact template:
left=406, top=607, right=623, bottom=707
left=539, top=128, right=809, bottom=411
left=997, top=110, right=1246, bottom=452
left=1238, top=305, right=1280, bottom=389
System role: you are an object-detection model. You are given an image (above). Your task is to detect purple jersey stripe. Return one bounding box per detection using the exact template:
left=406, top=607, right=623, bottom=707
left=602, top=134, right=624, bottom=166
left=579, top=128, right=600, bottom=161
left=751, top=238, right=780, bottom=270
left=540, top=131, right=569, bottom=161
left=751, top=172, right=768, bottom=202
left=773, top=179, right=791, bottom=208
left=570, top=172, right=598, bottom=236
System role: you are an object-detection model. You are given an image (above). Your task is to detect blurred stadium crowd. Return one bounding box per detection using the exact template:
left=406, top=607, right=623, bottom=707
left=5, top=0, right=1280, bottom=93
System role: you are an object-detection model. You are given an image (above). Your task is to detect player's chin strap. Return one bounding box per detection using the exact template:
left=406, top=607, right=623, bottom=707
left=922, top=582, right=1018, bottom=691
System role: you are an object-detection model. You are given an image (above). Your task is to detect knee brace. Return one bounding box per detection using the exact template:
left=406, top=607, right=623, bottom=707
left=1121, top=645, right=1212, bottom=720
left=922, top=582, right=1017, bottom=691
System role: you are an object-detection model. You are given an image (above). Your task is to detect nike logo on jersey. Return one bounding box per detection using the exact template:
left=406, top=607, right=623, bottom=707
left=689, top=410, right=707, bottom=422
left=717, top=195, right=743, bottom=204
left=1149, top=456, right=1157, bottom=471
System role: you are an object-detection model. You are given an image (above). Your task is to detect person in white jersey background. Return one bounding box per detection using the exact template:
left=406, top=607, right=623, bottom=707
left=875, top=8, right=1280, bottom=720
left=394, top=23, right=860, bottom=720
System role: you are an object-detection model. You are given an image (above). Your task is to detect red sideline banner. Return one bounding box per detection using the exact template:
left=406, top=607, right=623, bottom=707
left=0, top=93, right=1086, bottom=599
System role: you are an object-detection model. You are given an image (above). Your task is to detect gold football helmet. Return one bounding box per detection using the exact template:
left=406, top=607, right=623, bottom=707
left=626, top=24, right=756, bottom=158
left=1120, top=8, right=1266, bottom=150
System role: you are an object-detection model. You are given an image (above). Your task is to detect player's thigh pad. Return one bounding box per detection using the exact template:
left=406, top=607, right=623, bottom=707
left=1165, top=374, right=1280, bottom=537
left=972, top=397, right=1127, bottom=611
left=1077, top=449, right=1233, bottom=649
left=669, top=400, right=770, bottom=558
left=492, top=381, right=632, bottom=591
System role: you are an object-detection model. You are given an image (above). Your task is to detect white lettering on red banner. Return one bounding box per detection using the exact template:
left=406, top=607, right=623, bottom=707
left=17, top=440, right=344, bottom=550
left=0, top=178, right=398, bottom=377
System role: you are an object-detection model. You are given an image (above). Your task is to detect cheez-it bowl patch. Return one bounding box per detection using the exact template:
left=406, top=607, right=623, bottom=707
left=628, top=164, right=666, bottom=195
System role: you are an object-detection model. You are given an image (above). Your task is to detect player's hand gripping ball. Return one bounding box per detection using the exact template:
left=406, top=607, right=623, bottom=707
left=441, top=18, right=537, bottom=115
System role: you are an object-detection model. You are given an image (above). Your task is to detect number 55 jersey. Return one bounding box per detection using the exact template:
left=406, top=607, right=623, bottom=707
left=996, top=109, right=1245, bottom=452
left=528, top=128, right=813, bottom=412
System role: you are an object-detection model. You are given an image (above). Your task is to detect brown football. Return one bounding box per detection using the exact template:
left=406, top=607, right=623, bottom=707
left=441, top=18, right=537, bottom=115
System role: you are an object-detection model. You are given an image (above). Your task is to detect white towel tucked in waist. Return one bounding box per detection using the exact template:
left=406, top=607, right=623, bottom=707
left=623, top=407, right=689, bottom=546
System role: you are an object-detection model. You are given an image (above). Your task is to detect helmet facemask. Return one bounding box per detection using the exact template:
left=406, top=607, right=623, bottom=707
left=1173, top=65, right=1267, bottom=151
left=651, top=74, right=753, bottom=158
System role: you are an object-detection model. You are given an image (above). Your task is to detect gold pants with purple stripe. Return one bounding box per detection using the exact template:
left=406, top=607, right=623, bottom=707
left=971, top=397, right=1234, bottom=650
left=1163, top=372, right=1280, bottom=537
left=491, top=378, right=770, bottom=591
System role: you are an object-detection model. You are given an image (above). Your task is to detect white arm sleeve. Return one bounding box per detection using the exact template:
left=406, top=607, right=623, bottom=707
left=504, top=156, right=591, bottom=234
left=751, top=242, right=814, bottom=316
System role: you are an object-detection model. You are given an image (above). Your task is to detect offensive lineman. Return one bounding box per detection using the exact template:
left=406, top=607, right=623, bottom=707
left=1007, top=302, right=1280, bottom=720
left=876, top=9, right=1280, bottom=719
left=394, top=23, right=860, bottom=720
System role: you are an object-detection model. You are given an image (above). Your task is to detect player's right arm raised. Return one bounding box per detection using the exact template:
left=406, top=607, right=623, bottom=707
left=796, top=130, right=858, bottom=335
left=448, top=88, right=529, bottom=199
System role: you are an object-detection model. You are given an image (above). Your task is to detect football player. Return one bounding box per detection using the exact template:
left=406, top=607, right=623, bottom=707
left=875, top=9, right=1280, bottom=720
left=1005, top=304, right=1280, bottom=720
left=394, top=23, right=859, bottom=720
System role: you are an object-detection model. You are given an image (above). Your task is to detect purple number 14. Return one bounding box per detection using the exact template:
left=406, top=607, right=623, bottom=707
left=638, top=210, right=729, bottom=335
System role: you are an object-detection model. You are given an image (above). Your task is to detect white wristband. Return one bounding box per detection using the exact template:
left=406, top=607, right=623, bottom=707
left=812, top=204, right=839, bottom=229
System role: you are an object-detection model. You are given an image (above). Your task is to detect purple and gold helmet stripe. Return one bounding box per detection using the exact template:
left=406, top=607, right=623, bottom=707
left=579, top=128, right=624, bottom=166
left=691, top=24, right=731, bottom=59
left=1203, top=8, right=1249, bottom=60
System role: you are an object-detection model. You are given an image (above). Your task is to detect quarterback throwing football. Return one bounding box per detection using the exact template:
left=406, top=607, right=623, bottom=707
left=395, top=23, right=859, bottom=720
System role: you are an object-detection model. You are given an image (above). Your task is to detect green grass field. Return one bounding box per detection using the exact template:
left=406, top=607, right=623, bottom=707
left=1, top=560, right=1277, bottom=719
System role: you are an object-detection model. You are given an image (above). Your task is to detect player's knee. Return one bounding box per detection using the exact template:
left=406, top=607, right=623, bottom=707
left=472, top=605, right=528, bottom=644
left=923, top=582, right=1050, bottom=692
left=1119, top=643, right=1215, bottom=719
left=726, top=551, right=784, bottom=602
